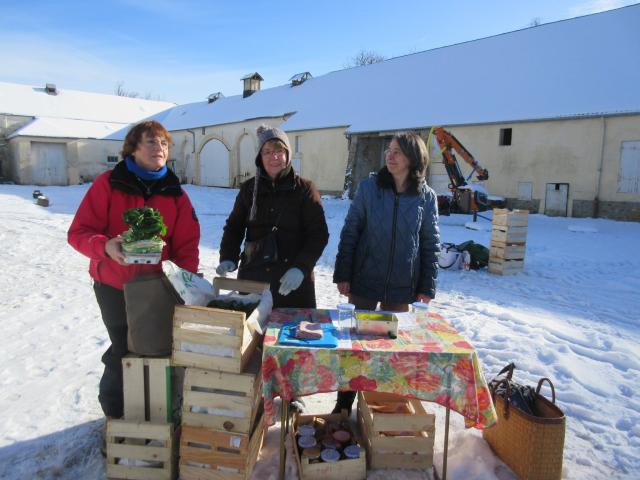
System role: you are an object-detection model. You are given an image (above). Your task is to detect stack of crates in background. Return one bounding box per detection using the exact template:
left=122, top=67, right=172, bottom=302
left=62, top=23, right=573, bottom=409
left=173, top=277, right=269, bottom=480
left=106, top=356, right=179, bottom=480
left=357, top=391, right=435, bottom=471
left=489, top=208, right=529, bottom=275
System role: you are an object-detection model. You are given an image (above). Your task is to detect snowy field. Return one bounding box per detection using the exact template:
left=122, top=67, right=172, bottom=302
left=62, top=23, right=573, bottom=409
left=0, top=183, right=639, bottom=479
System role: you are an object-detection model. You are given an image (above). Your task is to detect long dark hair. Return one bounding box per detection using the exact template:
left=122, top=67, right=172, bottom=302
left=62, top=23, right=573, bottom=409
left=379, top=132, right=429, bottom=194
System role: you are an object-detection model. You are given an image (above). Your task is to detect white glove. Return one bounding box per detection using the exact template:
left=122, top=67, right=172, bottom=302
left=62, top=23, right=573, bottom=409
left=216, top=260, right=236, bottom=276
left=278, top=268, right=304, bottom=296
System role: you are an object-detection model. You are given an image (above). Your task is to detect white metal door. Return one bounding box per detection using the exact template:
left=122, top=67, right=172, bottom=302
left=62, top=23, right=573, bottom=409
left=199, top=139, right=229, bottom=187
left=618, top=141, right=640, bottom=193
left=31, top=142, right=67, bottom=185
left=545, top=183, right=569, bottom=216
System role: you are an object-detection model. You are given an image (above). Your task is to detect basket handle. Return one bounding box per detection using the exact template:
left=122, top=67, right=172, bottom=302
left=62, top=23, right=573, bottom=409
left=496, top=362, right=516, bottom=380
left=535, top=377, right=556, bottom=404
left=490, top=378, right=512, bottom=420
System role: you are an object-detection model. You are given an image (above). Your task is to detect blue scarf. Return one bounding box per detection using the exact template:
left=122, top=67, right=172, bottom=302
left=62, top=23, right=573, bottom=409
left=125, top=156, right=167, bottom=180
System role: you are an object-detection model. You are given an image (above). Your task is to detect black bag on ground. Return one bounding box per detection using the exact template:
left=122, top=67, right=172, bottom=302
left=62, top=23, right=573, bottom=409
left=242, top=229, right=279, bottom=268
left=124, top=274, right=184, bottom=356
left=488, top=362, right=537, bottom=415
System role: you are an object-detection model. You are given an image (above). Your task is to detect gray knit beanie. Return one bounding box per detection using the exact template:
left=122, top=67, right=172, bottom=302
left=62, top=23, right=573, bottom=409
left=249, top=124, right=292, bottom=220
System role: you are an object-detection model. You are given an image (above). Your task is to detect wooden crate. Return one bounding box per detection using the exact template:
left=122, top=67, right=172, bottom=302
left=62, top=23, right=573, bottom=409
left=489, top=259, right=525, bottom=275
left=357, top=391, right=435, bottom=470
left=292, top=411, right=366, bottom=480
left=106, top=420, right=177, bottom=480
left=179, top=414, right=264, bottom=480
left=491, top=225, right=528, bottom=245
left=490, top=243, right=526, bottom=260
left=172, top=278, right=268, bottom=374
left=123, top=356, right=172, bottom=423
left=492, top=208, right=529, bottom=227
left=182, top=349, right=262, bottom=434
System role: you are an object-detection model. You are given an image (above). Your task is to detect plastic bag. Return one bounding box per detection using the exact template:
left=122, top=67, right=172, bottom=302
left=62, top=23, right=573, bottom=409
left=163, top=261, right=216, bottom=306
left=488, top=363, right=537, bottom=416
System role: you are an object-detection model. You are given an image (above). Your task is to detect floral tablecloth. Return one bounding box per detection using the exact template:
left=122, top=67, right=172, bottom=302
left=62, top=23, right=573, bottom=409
left=261, top=308, right=497, bottom=429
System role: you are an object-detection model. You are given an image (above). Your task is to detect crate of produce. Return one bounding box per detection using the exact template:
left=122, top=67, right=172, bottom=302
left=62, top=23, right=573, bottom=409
left=122, top=356, right=173, bottom=423
left=291, top=411, right=366, bottom=480
left=357, top=391, right=435, bottom=470
left=105, top=420, right=178, bottom=480
left=172, top=278, right=270, bottom=374
left=182, top=349, right=262, bottom=434
left=179, top=414, right=264, bottom=480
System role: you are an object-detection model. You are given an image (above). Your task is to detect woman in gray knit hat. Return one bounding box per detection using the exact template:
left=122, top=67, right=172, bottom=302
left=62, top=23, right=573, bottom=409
left=217, top=124, right=329, bottom=308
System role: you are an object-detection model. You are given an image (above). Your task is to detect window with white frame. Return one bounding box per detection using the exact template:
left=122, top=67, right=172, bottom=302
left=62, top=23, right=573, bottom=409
left=518, top=182, right=533, bottom=200
left=618, top=141, right=640, bottom=193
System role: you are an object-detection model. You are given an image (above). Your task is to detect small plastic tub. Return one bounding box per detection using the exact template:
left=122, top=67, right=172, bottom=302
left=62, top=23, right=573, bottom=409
left=320, top=448, right=341, bottom=463
left=298, top=435, right=317, bottom=449
left=344, top=444, right=362, bottom=459
left=298, top=424, right=316, bottom=437
left=332, top=429, right=351, bottom=444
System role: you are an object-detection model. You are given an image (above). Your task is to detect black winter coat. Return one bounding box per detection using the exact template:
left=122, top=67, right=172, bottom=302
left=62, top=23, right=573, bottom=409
left=219, top=167, right=329, bottom=308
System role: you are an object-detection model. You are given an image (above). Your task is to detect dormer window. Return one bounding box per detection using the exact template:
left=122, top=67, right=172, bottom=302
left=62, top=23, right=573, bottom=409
left=45, top=83, right=58, bottom=95
left=289, top=72, right=312, bottom=87
left=241, top=73, right=263, bottom=98
left=207, top=92, right=224, bottom=104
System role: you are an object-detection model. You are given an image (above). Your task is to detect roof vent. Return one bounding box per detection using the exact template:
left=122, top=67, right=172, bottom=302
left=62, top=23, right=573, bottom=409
left=289, top=72, right=312, bottom=87
left=241, top=72, right=263, bottom=98
left=45, top=83, right=58, bottom=95
left=207, top=92, right=224, bottom=104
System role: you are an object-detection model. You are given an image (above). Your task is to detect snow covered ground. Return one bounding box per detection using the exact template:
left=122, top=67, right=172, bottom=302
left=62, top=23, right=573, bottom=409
left=0, top=183, right=639, bottom=479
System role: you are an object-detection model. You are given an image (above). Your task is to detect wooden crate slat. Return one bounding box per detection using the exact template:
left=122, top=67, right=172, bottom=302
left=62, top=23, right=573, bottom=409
left=148, top=361, right=169, bottom=422
left=490, top=245, right=526, bottom=260
left=174, top=328, right=242, bottom=348
left=107, top=420, right=173, bottom=440
left=491, top=226, right=528, bottom=244
left=488, top=259, right=525, bottom=275
left=179, top=464, right=244, bottom=480
left=123, top=358, right=146, bottom=421
left=371, top=451, right=434, bottom=470
left=174, top=305, right=245, bottom=329
left=184, top=367, right=257, bottom=395
left=108, top=444, right=171, bottom=462
left=370, top=432, right=434, bottom=452
left=106, top=464, right=172, bottom=480
left=172, top=351, right=242, bottom=374
left=212, top=277, right=269, bottom=295
left=492, top=208, right=529, bottom=227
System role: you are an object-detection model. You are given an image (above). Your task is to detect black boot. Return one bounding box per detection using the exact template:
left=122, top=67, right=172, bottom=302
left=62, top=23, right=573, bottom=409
left=332, top=391, right=357, bottom=415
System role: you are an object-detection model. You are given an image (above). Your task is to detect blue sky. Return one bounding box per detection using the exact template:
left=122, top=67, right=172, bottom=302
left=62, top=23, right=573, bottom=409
left=0, top=0, right=637, bottom=104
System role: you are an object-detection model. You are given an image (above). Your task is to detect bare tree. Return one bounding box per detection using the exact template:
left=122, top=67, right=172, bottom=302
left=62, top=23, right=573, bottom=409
left=345, top=49, right=386, bottom=68
left=529, top=17, right=542, bottom=27
left=114, top=81, right=140, bottom=98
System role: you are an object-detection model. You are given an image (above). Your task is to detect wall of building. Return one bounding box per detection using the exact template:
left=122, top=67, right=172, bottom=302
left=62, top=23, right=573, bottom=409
left=285, top=127, right=349, bottom=194
left=67, top=139, right=122, bottom=184
left=170, top=117, right=287, bottom=186
left=6, top=137, right=70, bottom=185
left=441, top=114, right=640, bottom=220
left=1, top=115, right=32, bottom=179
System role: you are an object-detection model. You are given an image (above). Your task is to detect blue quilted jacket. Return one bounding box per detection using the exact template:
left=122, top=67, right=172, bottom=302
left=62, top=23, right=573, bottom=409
left=333, top=169, right=440, bottom=304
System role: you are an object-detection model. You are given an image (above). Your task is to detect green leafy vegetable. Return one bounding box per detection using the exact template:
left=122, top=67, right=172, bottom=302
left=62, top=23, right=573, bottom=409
left=122, top=207, right=167, bottom=242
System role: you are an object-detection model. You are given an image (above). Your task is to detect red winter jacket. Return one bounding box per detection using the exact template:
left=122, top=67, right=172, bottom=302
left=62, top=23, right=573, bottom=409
left=68, top=162, right=200, bottom=290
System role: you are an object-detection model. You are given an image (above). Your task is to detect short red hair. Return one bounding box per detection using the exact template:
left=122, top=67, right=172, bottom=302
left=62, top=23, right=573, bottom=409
left=121, top=120, right=172, bottom=159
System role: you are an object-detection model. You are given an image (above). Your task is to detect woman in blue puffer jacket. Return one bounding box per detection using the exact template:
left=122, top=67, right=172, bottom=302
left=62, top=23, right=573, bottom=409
left=332, top=131, right=440, bottom=413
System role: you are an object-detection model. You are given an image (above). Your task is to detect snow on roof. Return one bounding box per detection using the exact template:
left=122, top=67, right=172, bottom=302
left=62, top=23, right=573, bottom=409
left=148, top=5, right=640, bottom=135
left=7, top=117, right=126, bottom=140
left=0, top=82, right=175, bottom=124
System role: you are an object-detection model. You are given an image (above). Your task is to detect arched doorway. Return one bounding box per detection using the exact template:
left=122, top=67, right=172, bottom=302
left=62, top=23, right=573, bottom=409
left=199, top=139, right=229, bottom=187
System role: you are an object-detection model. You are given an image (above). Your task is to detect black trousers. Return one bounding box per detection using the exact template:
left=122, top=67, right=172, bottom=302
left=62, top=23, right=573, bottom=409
left=93, top=282, right=128, bottom=418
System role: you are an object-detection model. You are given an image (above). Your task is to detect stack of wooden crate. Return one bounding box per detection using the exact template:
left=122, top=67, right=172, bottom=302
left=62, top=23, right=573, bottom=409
left=357, top=391, right=435, bottom=471
left=489, top=208, right=529, bottom=275
left=106, top=356, right=179, bottom=480
left=173, top=277, right=269, bottom=480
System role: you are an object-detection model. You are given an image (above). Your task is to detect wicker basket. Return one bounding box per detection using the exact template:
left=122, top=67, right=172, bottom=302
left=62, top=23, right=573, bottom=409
left=483, top=378, right=565, bottom=480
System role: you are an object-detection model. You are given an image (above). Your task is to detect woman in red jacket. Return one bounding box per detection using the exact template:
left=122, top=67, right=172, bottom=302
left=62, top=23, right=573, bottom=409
left=68, top=120, right=200, bottom=419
